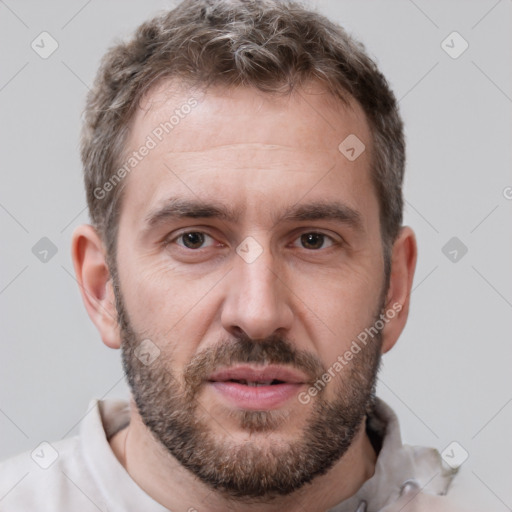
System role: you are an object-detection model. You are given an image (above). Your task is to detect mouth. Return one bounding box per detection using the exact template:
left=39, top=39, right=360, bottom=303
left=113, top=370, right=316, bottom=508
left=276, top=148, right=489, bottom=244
left=218, top=379, right=285, bottom=387
left=206, top=365, right=309, bottom=410
left=208, top=364, right=308, bottom=384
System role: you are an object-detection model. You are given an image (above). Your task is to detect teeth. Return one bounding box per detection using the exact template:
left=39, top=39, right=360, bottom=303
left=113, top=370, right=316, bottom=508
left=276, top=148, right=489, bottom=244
left=226, top=379, right=277, bottom=386
left=246, top=380, right=273, bottom=386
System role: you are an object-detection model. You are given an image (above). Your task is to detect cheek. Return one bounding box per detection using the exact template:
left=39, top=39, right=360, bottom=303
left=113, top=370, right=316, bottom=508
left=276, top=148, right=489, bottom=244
left=119, top=246, right=192, bottom=315
left=299, top=266, right=382, bottom=364
left=116, top=253, right=221, bottom=363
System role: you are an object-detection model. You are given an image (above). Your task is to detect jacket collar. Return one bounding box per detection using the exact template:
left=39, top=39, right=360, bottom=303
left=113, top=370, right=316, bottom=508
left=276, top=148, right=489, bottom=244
left=329, top=397, right=457, bottom=512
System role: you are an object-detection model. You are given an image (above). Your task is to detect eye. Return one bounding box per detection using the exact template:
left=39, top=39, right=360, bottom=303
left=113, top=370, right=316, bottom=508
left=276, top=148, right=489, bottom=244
left=174, top=231, right=216, bottom=250
left=292, top=232, right=336, bottom=250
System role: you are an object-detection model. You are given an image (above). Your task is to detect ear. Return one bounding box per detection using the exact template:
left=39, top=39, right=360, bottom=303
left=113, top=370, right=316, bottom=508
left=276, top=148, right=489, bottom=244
left=381, top=226, right=417, bottom=354
left=71, top=224, right=121, bottom=349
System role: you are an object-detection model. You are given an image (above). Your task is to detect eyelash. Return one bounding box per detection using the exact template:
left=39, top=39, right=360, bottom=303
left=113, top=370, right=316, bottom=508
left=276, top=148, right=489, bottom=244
left=165, top=230, right=341, bottom=251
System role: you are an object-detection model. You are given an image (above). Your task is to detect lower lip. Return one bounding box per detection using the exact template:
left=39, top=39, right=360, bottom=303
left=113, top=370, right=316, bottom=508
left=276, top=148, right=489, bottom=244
left=208, top=381, right=304, bottom=410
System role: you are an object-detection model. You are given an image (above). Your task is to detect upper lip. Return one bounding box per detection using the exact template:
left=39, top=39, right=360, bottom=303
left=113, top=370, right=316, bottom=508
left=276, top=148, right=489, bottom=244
left=207, top=365, right=309, bottom=384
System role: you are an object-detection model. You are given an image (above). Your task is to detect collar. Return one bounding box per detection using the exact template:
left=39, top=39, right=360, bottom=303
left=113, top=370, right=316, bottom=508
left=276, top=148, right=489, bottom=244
left=328, top=397, right=457, bottom=512
left=86, top=397, right=456, bottom=512
left=81, top=398, right=168, bottom=512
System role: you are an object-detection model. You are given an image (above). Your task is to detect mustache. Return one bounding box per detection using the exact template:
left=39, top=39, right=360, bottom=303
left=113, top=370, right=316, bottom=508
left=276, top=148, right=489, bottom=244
left=183, top=333, right=326, bottom=393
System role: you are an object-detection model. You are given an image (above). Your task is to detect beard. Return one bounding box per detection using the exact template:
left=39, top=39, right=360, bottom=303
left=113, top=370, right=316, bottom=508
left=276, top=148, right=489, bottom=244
left=113, top=273, right=385, bottom=501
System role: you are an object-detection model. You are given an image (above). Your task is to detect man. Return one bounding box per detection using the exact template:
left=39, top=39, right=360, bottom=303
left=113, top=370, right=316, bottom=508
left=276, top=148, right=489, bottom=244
left=0, top=1, right=486, bottom=511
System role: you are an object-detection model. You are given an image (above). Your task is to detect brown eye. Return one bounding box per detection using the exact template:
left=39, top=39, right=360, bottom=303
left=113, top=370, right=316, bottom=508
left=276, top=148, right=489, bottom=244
left=176, top=232, right=213, bottom=249
left=297, top=232, right=333, bottom=250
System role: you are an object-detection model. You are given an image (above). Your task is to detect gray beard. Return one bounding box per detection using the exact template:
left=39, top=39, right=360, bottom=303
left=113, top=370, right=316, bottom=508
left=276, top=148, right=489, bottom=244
left=114, top=278, right=383, bottom=500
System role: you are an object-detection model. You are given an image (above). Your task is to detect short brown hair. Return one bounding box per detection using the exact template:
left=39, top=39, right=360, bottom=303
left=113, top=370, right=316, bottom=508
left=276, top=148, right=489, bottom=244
left=81, top=0, right=405, bottom=271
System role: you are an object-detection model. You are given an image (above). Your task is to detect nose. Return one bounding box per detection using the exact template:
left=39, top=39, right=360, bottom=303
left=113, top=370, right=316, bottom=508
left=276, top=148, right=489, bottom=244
left=221, top=241, right=293, bottom=340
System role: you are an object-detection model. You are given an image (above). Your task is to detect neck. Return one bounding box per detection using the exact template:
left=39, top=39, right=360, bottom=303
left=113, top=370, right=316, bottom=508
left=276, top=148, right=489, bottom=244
left=110, top=400, right=377, bottom=512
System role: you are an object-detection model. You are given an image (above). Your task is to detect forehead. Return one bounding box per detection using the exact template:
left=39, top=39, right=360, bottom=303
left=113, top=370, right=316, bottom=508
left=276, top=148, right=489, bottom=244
left=118, top=79, right=375, bottom=227
left=128, top=79, right=371, bottom=153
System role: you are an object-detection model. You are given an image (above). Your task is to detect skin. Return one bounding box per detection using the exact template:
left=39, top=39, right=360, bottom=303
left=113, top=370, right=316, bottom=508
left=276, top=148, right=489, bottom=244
left=72, top=80, right=417, bottom=512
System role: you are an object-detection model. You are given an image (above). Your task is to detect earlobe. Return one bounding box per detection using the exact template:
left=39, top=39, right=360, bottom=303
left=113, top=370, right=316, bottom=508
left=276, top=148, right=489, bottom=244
left=381, top=226, right=418, bottom=354
left=71, top=224, right=121, bottom=349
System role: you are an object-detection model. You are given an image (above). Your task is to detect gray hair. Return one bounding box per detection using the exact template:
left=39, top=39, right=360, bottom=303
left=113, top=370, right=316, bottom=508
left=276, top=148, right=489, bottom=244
left=81, top=0, right=405, bottom=276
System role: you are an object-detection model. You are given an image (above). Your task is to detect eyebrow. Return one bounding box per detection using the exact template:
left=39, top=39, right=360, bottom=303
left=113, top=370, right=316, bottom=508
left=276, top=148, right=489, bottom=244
left=277, top=202, right=363, bottom=230
left=144, top=197, right=364, bottom=232
left=145, top=197, right=242, bottom=226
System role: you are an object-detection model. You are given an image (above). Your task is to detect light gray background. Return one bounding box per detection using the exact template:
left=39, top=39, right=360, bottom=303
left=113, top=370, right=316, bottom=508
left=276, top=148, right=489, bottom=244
left=1, top=0, right=511, bottom=508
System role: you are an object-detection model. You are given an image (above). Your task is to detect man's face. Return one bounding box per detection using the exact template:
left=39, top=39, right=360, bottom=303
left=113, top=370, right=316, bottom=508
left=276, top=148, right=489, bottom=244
left=112, top=81, right=388, bottom=498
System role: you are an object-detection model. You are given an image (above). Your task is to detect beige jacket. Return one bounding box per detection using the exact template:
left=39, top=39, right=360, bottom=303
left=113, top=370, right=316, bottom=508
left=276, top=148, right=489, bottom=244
left=329, top=398, right=489, bottom=512
left=0, top=397, right=497, bottom=511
